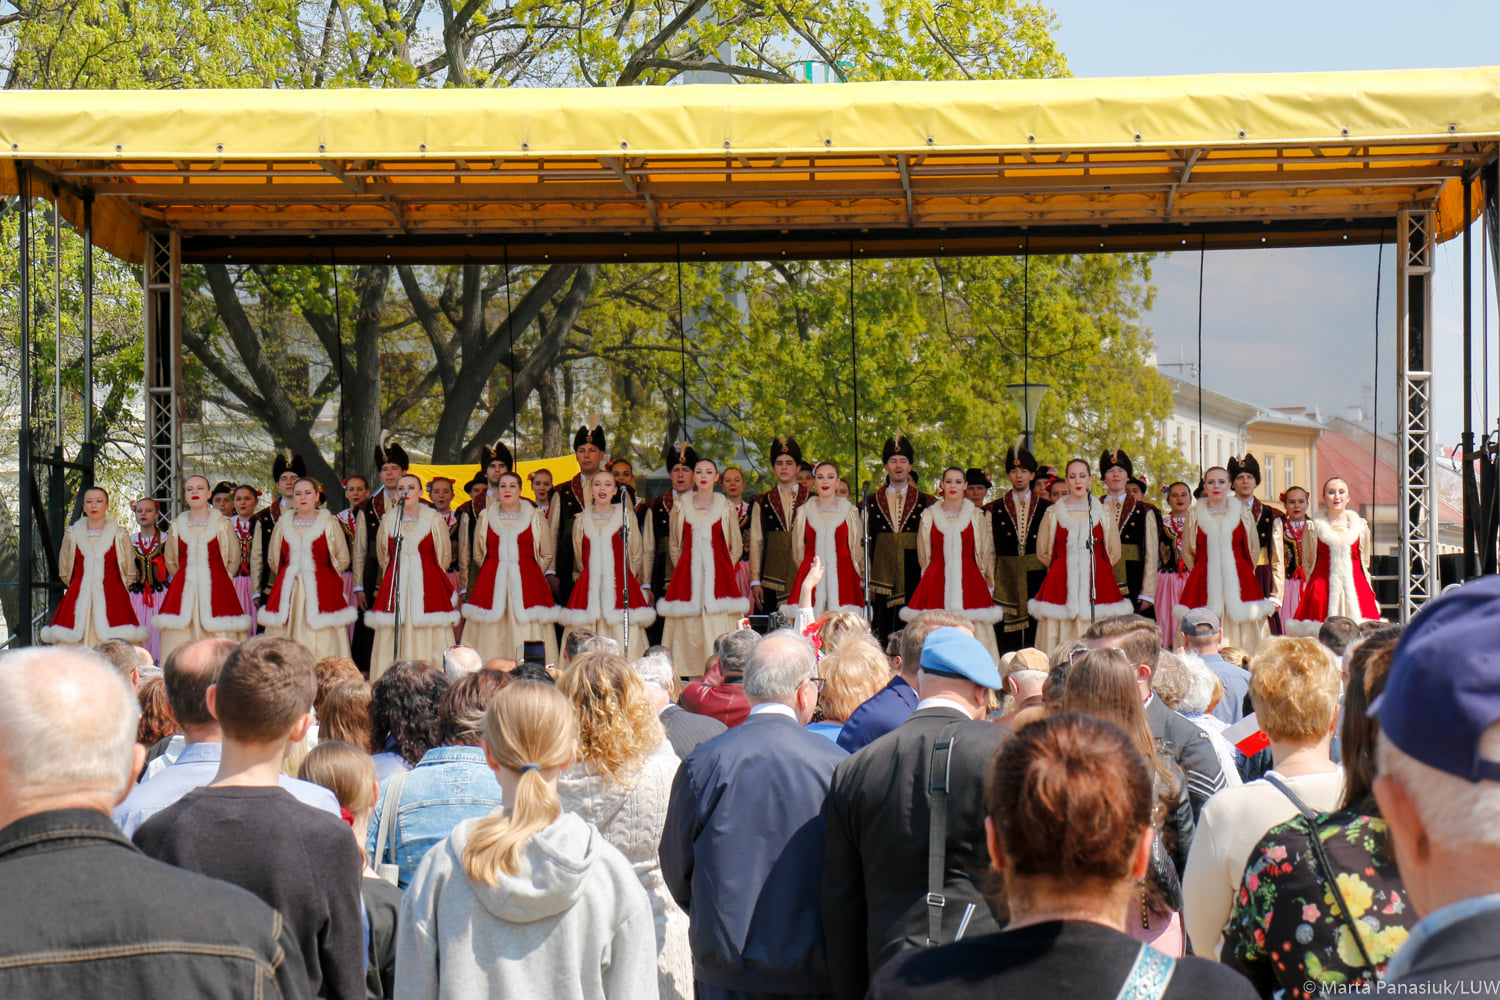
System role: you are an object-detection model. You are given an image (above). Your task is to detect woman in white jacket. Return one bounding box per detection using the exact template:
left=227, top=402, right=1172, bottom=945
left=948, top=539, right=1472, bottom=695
left=557, top=652, right=691, bottom=1000
left=395, top=679, right=657, bottom=1000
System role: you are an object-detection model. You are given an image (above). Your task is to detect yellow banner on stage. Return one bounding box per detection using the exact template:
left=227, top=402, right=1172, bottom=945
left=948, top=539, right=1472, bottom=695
left=408, top=455, right=580, bottom=504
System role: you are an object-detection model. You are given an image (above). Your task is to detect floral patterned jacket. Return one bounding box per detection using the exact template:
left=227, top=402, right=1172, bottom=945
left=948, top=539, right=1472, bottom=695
left=1221, top=798, right=1416, bottom=998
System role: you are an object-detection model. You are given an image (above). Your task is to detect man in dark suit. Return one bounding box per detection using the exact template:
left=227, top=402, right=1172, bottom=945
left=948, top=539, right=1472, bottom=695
left=1375, top=578, right=1500, bottom=990
left=634, top=648, right=727, bottom=758
left=822, top=627, right=1009, bottom=1000
left=661, top=630, right=847, bottom=1000
left=1083, top=613, right=1226, bottom=818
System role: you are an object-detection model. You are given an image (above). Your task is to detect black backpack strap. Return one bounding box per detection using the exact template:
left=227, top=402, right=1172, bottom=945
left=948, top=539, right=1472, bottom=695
left=1262, top=773, right=1376, bottom=975
left=926, top=720, right=963, bottom=945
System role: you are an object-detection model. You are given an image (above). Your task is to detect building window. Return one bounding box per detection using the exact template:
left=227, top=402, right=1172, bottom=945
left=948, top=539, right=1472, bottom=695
left=1265, top=455, right=1276, bottom=498
left=1286, top=457, right=1297, bottom=491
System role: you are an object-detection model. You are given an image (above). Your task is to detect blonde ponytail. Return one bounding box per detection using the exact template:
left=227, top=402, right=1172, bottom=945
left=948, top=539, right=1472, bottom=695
left=462, top=680, right=576, bottom=886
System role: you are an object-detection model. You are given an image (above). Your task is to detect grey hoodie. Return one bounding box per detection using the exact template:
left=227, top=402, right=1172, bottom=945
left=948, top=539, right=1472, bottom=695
left=394, top=811, right=658, bottom=1000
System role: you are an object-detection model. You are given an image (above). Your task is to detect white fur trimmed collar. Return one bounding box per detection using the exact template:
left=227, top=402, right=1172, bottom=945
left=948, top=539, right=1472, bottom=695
left=1172, top=504, right=1275, bottom=624
left=256, top=510, right=357, bottom=631
left=657, top=494, right=750, bottom=619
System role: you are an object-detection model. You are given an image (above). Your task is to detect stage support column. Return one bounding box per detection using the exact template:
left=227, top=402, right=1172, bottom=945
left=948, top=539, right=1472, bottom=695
left=143, top=230, right=183, bottom=518
left=1397, top=209, right=1437, bottom=621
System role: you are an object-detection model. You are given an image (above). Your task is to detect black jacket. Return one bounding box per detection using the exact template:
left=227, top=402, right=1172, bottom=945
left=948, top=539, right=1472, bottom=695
left=660, top=702, right=727, bottom=760
left=1146, top=694, right=1226, bottom=820
left=822, top=706, right=1008, bottom=1000
left=661, top=711, right=848, bottom=995
left=1387, top=906, right=1500, bottom=990
left=0, top=808, right=309, bottom=1000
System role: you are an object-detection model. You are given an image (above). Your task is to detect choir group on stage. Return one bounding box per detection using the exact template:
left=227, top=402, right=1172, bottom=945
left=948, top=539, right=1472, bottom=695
left=41, top=422, right=1385, bottom=670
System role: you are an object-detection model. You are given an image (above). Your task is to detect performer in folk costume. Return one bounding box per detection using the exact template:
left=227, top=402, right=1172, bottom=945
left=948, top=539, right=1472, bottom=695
left=657, top=457, right=750, bottom=677
left=1278, top=485, right=1312, bottom=634
left=1287, top=477, right=1383, bottom=633
left=786, top=461, right=865, bottom=620
left=1175, top=466, right=1275, bottom=655
left=479, top=439, right=512, bottom=504
left=863, top=433, right=935, bottom=639
left=353, top=433, right=410, bottom=615
left=964, top=468, right=992, bottom=507
left=988, top=439, right=1052, bottom=652
left=609, top=459, right=644, bottom=512
left=721, top=464, right=754, bottom=601
left=259, top=478, right=358, bottom=660
left=127, top=497, right=170, bottom=661
left=250, top=451, right=304, bottom=614
left=455, top=473, right=491, bottom=597
left=642, top=442, right=698, bottom=646
left=210, top=481, right=235, bottom=518
left=1029, top=459, right=1133, bottom=652
left=560, top=467, right=655, bottom=661
left=749, top=435, right=811, bottom=615
left=1099, top=448, right=1159, bottom=617
left=1228, top=453, right=1286, bottom=634
left=427, top=475, right=462, bottom=634
left=41, top=487, right=146, bottom=646
left=549, top=423, right=608, bottom=593
left=462, top=471, right=560, bottom=665
left=153, top=475, right=251, bottom=661
left=335, top=475, right=370, bottom=642
left=904, top=467, right=1003, bottom=664
left=1154, top=481, right=1194, bottom=646
left=229, top=485, right=262, bottom=634
left=367, top=473, right=459, bottom=682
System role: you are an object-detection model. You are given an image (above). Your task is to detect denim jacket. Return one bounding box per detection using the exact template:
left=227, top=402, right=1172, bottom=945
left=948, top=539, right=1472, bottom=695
left=366, top=744, right=505, bottom=887
left=0, top=808, right=309, bottom=999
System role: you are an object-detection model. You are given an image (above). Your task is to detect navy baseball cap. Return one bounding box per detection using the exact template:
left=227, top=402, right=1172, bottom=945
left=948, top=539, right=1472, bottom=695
left=1372, top=576, right=1500, bottom=782
left=920, top=627, right=1003, bottom=690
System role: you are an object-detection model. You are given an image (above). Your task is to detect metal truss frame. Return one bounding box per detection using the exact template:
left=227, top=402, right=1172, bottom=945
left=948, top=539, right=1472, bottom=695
left=1397, top=209, right=1437, bottom=620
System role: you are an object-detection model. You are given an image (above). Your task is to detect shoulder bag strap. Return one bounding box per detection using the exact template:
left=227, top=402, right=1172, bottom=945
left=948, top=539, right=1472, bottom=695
left=1262, top=773, right=1376, bottom=974
left=1113, top=943, right=1177, bottom=1000
left=373, top=768, right=411, bottom=872
left=926, top=720, right=964, bottom=945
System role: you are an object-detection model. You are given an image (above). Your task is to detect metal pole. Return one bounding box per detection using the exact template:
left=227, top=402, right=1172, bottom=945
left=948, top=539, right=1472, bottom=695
left=17, top=168, right=33, bottom=645
left=49, top=186, right=63, bottom=605
left=82, top=193, right=94, bottom=493
left=1463, top=179, right=1478, bottom=578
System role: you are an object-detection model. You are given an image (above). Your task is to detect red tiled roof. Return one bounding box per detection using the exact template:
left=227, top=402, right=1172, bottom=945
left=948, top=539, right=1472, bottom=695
left=1316, top=431, right=1462, bottom=523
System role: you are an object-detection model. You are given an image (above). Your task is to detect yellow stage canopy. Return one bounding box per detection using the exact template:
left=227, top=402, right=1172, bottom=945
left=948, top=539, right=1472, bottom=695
left=409, top=456, right=579, bottom=504
left=1, top=66, right=1495, bottom=264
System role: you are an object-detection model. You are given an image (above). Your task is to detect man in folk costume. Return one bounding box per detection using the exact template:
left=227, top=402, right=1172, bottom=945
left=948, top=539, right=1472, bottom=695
left=249, top=450, right=305, bottom=617
left=481, top=438, right=512, bottom=503
left=749, top=436, right=811, bottom=616
left=1228, top=453, right=1286, bottom=634
left=549, top=422, right=608, bottom=592
left=863, top=433, right=935, bottom=640
left=987, top=439, right=1052, bottom=652
left=964, top=468, right=991, bottom=507
left=455, top=472, right=491, bottom=598
left=353, top=434, right=409, bottom=629
left=642, top=442, right=698, bottom=647
left=1099, top=448, right=1159, bottom=618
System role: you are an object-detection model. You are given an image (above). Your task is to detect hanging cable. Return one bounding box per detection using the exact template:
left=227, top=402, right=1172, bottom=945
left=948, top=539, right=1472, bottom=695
left=503, top=245, right=517, bottom=450
left=1197, top=236, right=1206, bottom=475
left=1023, top=234, right=1031, bottom=444
left=331, top=250, right=345, bottom=482
left=676, top=246, right=687, bottom=441
left=1373, top=232, right=1383, bottom=538
left=849, top=245, right=860, bottom=482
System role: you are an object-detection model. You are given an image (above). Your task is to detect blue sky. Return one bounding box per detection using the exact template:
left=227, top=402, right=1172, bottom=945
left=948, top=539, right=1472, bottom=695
left=1044, top=0, right=1500, bottom=448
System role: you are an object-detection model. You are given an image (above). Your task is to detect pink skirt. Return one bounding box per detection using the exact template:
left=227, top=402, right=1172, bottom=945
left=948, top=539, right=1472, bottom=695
left=735, top=560, right=752, bottom=601
left=232, top=575, right=258, bottom=634
left=1279, top=577, right=1304, bottom=633
left=129, top=590, right=163, bottom=663
left=1155, top=571, right=1187, bottom=647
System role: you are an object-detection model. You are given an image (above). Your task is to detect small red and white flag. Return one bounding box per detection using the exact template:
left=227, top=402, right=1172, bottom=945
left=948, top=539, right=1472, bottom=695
left=1225, top=713, right=1269, bottom=757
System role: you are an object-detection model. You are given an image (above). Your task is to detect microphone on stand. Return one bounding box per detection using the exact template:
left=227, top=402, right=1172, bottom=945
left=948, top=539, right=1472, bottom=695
left=619, top=484, right=631, bottom=654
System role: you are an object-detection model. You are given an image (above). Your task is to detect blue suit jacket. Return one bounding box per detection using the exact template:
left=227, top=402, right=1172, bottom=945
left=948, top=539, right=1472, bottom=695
left=661, top=711, right=848, bottom=995
left=836, top=674, right=918, bottom=753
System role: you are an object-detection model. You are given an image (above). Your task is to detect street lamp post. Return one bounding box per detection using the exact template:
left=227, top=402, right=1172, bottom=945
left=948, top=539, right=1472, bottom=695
left=1007, top=382, right=1051, bottom=453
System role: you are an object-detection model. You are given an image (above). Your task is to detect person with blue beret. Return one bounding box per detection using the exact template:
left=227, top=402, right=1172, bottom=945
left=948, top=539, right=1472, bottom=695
left=1375, top=576, right=1500, bottom=990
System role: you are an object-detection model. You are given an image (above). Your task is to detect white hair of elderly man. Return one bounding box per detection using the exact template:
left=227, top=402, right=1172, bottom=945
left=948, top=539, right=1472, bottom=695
left=442, top=645, right=483, bottom=679
left=0, top=647, right=140, bottom=823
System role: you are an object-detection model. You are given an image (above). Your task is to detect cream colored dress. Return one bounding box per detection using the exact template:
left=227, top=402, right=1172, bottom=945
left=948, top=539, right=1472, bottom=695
left=657, top=494, right=749, bottom=679
left=1031, top=500, right=1130, bottom=653
left=370, top=506, right=458, bottom=680
left=157, top=510, right=249, bottom=661
left=260, top=510, right=355, bottom=662
left=461, top=503, right=559, bottom=665
left=1178, top=504, right=1273, bottom=656
left=908, top=502, right=1003, bottom=666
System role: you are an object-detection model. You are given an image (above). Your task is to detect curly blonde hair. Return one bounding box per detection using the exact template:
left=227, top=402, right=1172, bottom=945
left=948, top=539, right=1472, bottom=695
left=815, top=609, right=870, bottom=653
left=817, top=633, right=888, bottom=722
left=556, top=651, right=664, bottom=784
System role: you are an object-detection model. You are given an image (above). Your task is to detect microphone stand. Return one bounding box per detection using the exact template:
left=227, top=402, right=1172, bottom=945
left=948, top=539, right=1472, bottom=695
left=391, top=505, right=406, bottom=663
left=860, top=480, right=875, bottom=621
left=618, top=485, right=630, bottom=654
left=1086, top=494, right=1098, bottom=625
